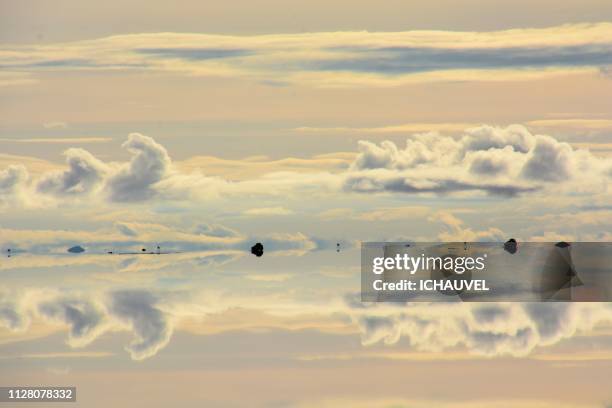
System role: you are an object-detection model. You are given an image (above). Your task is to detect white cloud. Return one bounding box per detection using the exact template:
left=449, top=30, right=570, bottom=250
left=243, top=206, right=294, bottom=216
left=37, top=148, right=109, bottom=196
left=0, top=125, right=609, bottom=209
left=107, top=133, right=171, bottom=202
left=344, top=124, right=611, bottom=197
left=0, top=164, right=30, bottom=207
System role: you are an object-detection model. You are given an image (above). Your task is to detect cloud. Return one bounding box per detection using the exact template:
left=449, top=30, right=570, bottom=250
left=37, top=298, right=106, bottom=347
left=42, top=121, right=68, bottom=129
left=193, top=223, right=240, bottom=238
left=2, top=23, right=612, bottom=87
left=0, top=164, right=30, bottom=207
left=0, top=137, right=111, bottom=144
left=521, top=135, right=573, bottom=181
left=429, top=211, right=505, bottom=241
left=344, top=124, right=610, bottom=197
left=0, top=165, right=28, bottom=195
left=294, top=122, right=478, bottom=134
left=37, top=148, right=109, bottom=196
left=109, top=290, right=172, bottom=360
left=0, top=71, right=37, bottom=87
left=0, top=302, right=27, bottom=331
left=294, top=397, right=599, bottom=408
left=311, top=42, right=612, bottom=75
left=177, top=152, right=353, bottom=180
left=345, top=300, right=612, bottom=357
left=243, top=206, right=294, bottom=216
left=0, top=289, right=175, bottom=360
left=115, top=222, right=139, bottom=237
left=527, top=118, right=612, bottom=131
left=4, top=281, right=612, bottom=362
left=106, top=133, right=171, bottom=202
left=343, top=171, right=536, bottom=197
left=0, top=124, right=609, bottom=207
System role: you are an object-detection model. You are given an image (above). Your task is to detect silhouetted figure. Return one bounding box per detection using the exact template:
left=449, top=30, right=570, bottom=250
left=251, top=243, right=264, bottom=257
left=541, top=241, right=580, bottom=300
left=157, top=246, right=161, bottom=254
left=504, top=238, right=518, bottom=254
left=142, top=248, right=146, bottom=252
left=7, top=248, right=11, bottom=258
left=336, top=242, right=340, bottom=252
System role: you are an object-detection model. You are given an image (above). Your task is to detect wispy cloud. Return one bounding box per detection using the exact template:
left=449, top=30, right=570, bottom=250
left=2, top=23, right=612, bottom=87
left=242, top=207, right=294, bottom=216
left=294, top=122, right=478, bottom=133
left=0, top=137, right=111, bottom=144
left=42, top=121, right=68, bottom=129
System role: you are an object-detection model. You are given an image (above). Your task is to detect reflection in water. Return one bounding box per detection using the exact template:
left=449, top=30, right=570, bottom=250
left=1, top=247, right=612, bottom=362
left=1, top=247, right=612, bottom=407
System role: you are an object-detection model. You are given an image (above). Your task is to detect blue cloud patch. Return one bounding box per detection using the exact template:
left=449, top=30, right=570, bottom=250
left=312, top=44, right=612, bottom=74
left=135, top=47, right=252, bottom=60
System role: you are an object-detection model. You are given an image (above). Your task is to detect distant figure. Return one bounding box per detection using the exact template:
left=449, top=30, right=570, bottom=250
left=68, top=245, right=85, bottom=254
left=336, top=242, right=340, bottom=252
left=157, top=245, right=161, bottom=254
left=504, top=239, right=518, bottom=254
left=142, top=248, right=146, bottom=252
left=251, top=243, right=264, bottom=257
left=7, top=248, right=11, bottom=258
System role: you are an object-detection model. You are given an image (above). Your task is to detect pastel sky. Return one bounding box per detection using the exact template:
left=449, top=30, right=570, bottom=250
left=1, top=1, right=612, bottom=407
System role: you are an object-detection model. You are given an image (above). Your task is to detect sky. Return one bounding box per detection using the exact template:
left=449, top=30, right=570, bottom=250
left=1, top=1, right=612, bottom=407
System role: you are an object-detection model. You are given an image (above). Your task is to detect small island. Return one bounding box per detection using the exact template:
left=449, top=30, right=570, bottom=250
left=67, top=245, right=86, bottom=254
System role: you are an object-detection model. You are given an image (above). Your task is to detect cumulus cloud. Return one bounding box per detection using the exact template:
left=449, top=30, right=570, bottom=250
left=0, top=165, right=29, bottom=198
left=0, top=302, right=27, bottom=331
left=109, top=290, right=172, bottom=360
left=0, top=289, right=175, bottom=360
left=0, top=124, right=609, bottom=207
left=0, top=163, right=27, bottom=186
left=521, top=135, right=573, bottom=181
left=4, top=283, right=612, bottom=362
left=345, top=124, right=611, bottom=197
left=106, top=133, right=171, bottom=202
left=37, top=148, right=109, bottom=195
left=346, top=300, right=612, bottom=357
left=37, top=298, right=106, bottom=347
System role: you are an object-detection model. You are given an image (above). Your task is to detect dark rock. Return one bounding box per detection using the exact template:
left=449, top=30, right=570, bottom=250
left=504, top=238, right=517, bottom=254
left=251, top=243, right=264, bottom=257
left=68, top=245, right=85, bottom=254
